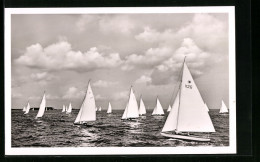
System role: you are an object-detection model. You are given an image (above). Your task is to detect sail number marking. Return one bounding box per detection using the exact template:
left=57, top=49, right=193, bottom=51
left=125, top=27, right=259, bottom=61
left=185, top=84, right=192, bottom=89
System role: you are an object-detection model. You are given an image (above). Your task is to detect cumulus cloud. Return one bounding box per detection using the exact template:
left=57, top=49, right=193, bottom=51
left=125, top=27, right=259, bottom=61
left=12, top=92, right=22, bottom=98
left=99, top=15, right=136, bottom=35
left=150, top=38, right=210, bottom=85
left=135, top=75, right=152, bottom=85
left=93, top=80, right=118, bottom=87
left=46, top=94, right=60, bottom=100
left=135, top=26, right=175, bottom=43
left=95, top=94, right=106, bottom=100
left=121, top=46, right=172, bottom=71
left=76, top=15, right=98, bottom=32
left=62, top=87, right=84, bottom=99
left=15, top=41, right=123, bottom=72
left=112, top=91, right=129, bottom=100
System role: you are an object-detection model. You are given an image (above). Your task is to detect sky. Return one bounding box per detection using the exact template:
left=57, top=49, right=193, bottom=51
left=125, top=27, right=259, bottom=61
left=11, top=13, right=229, bottom=110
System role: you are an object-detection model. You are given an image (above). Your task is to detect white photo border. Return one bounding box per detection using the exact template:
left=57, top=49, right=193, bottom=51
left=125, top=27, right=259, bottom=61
left=5, top=7, right=236, bottom=155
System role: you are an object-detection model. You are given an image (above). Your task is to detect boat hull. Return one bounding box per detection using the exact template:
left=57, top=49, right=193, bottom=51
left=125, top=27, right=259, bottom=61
left=161, top=132, right=210, bottom=142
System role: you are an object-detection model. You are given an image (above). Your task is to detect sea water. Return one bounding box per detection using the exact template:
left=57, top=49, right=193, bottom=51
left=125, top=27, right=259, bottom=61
left=11, top=109, right=229, bottom=147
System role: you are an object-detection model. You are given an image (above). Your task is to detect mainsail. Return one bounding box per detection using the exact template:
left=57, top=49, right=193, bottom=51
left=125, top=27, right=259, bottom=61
left=74, top=81, right=96, bottom=124
left=66, top=103, right=72, bottom=114
left=107, top=102, right=112, bottom=114
left=98, top=106, right=102, bottom=111
left=162, top=61, right=215, bottom=133
left=35, top=92, right=46, bottom=118
left=167, top=105, right=172, bottom=112
left=219, top=100, right=228, bottom=113
left=22, top=106, right=26, bottom=112
left=152, top=97, right=164, bottom=115
left=138, top=96, right=146, bottom=115
left=121, top=86, right=139, bottom=119
left=204, top=103, right=209, bottom=112
left=24, top=102, right=30, bottom=114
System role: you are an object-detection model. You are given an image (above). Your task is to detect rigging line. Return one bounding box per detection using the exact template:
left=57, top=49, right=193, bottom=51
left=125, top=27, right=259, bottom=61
left=169, top=57, right=186, bottom=107
left=176, top=57, right=186, bottom=132
left=78, top=80, right=90, bottom=123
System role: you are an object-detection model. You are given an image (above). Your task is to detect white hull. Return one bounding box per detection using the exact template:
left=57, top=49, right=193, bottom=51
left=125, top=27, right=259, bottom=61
left=161, top=132, right=210, bottom=142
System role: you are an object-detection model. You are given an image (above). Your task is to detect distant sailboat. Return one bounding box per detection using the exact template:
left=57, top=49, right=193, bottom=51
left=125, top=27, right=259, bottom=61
left=98, top=106, right=102, bottom=111
left=35, top=92, right=46, bottom=119
left=167, top=105, right=172, bottom=112
left=62, top=105, right=65, bottom=112
left=161, top=59, right=215, bottom=141
left=138, top=96, right=146, bottom=116
left=219, top=100, right=228, bottom=114
left=74, top=81, right=96, bottom=125
left=22, top=106, right=26, bottom=112
left=95, top=107, right=98, bottom=111
left=152, top=97, right=164, bottom=116
left=107, top=102, right=112, bottom=114
left=121, top=86, right=139, bottom=120
left=66, top=102, right=72, bottom=114
left=24, top=102, right=30, bottom=114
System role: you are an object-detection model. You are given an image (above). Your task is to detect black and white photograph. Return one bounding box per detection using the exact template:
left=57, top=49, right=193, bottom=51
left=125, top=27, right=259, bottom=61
left=5, top=7, right=236, bottom=155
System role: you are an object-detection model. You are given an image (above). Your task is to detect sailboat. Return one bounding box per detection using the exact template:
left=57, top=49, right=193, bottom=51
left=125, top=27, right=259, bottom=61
left=74, top=81, right=96, bottom=126
left=24, top=102, right=30, bottom=114
left=62, top=105, right=65, bottom=112
left=22, top=106, right=26, bottom=112
left=204, top=103, right=209, bottom=112
left=98, top=106, right=102, bottom=111
left=138, top=96, right=146, bottom=116
left=95, top=107, right=98, bottom=111
left=121, top=86, right=139, bottom=120
left=66, top=102, right=72, bottom=114
left=152, top=97, right=164, bottom=116
left=167, top=105, right=172, bottom=112
left=107, top=102, right=112, bottom=114
left=161, top=58, right=215, bottom=142
left=35, top=92, right=46, bottom=119
left=219, top=100, right=228, bottom=114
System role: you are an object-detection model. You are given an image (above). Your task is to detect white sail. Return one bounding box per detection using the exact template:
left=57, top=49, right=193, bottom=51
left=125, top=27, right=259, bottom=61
left=98, top=106, right=102, bottom=111
left=66, top=102, right=72, bottom=113
left=121, top=103, right=128, bottom=119
left=167, top=105, right=172, bottom=112
left=95, top=107, right=98, bottom=111
left=162, top=91, right=180, bottom=132
left=22, top=106, right=26, bottom=112
left=152, top=97, right=164, bottom=115
left=74, top=108, right=82, bottom=123
left=204, top=103, right=209, bottom=112
left=62, top=105, right=65, bottom=112
left=24, top=102, right=30, bottom=114
left=107, top=102, right=112, bottom=114
left=121, top=87, right=139, bottom=119
left=35, top=92, right=46, bottom=118
left=74, top=81, right=96, bottom=124
left=138, top=97, right=146, bottom=115
left=162, top=62, right=215, bottom=133
left=176, top=63, right=215, bottom=132
left=219, top=100, right=228, bottom=113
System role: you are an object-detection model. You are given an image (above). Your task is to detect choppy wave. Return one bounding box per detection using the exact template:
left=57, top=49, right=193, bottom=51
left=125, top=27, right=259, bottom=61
left=11, top=109, right=229, bottom=147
